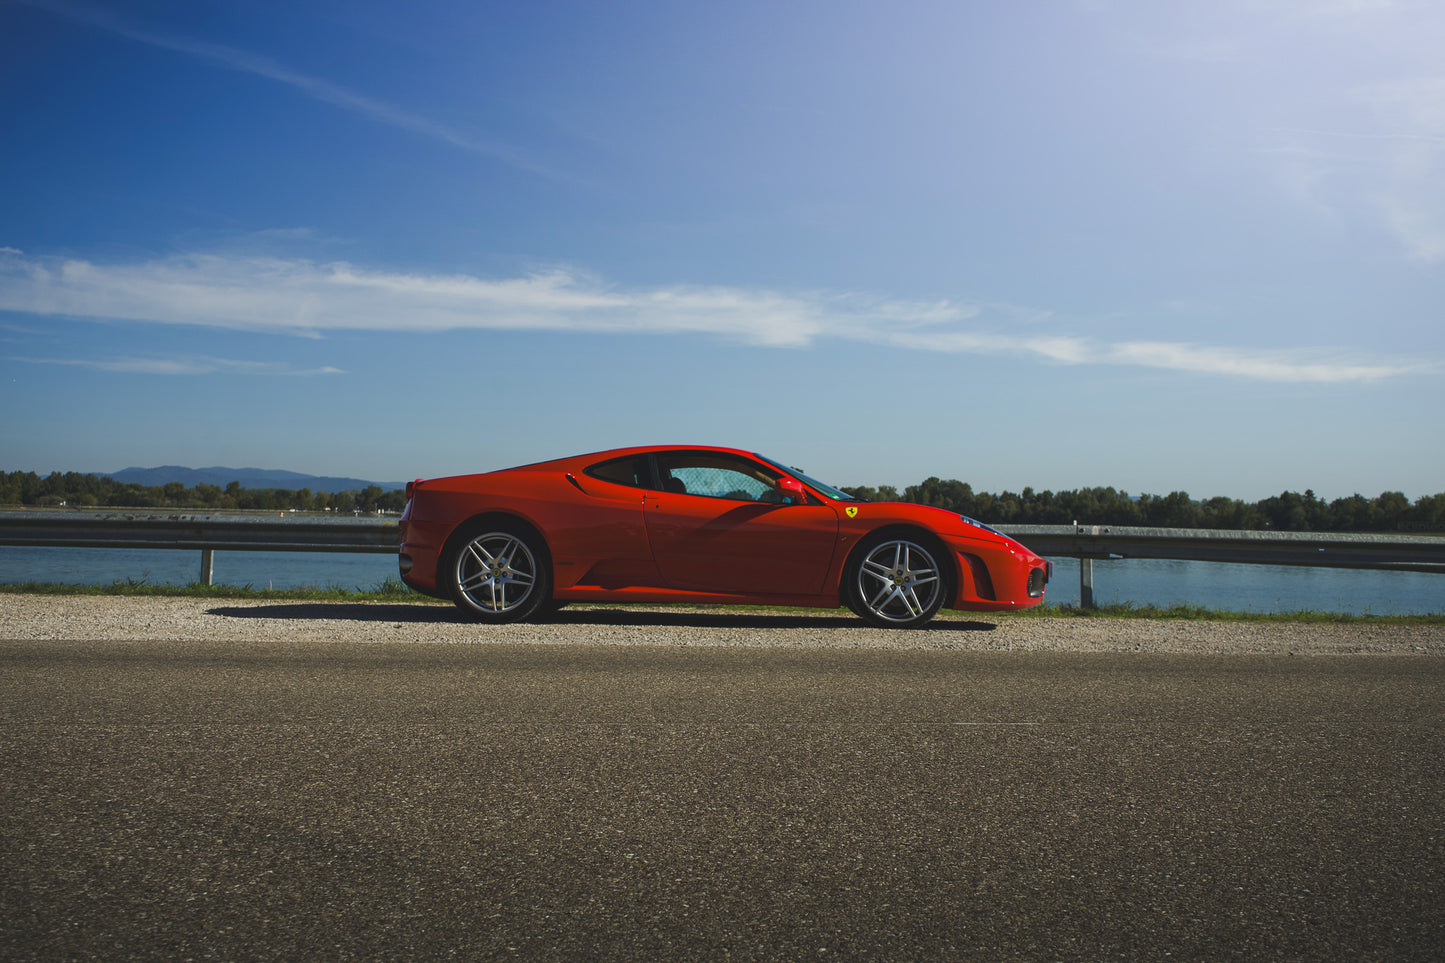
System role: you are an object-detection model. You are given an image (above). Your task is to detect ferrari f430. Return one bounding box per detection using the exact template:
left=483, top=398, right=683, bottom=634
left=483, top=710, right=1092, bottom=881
left=399, top=446, right=1051, bottom=628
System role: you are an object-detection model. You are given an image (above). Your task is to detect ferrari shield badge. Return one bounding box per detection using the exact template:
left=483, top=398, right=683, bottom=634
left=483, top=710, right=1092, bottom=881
left=845, top=506, right=859, bottom=518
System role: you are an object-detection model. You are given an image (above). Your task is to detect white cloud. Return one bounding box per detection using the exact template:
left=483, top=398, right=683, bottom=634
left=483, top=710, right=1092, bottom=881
left=1100, top=341, right=1424, bottom=382
left=1092, top=0, right=1445, bottom=263
left=1351, top=77, right=1445, bottom=262
left=11, top=354, right=343, bottom=377
left=0, top=249, right=902, bottom=347
left=1258, top=119, right=1445, bottom=262
left=0, top=248, right=1428, bottom=385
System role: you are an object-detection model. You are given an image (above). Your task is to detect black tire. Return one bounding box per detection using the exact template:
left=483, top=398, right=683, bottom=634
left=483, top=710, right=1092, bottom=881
left=844, top=530, right=950, bottom=628
left=443, top=519, right=552, bottom=623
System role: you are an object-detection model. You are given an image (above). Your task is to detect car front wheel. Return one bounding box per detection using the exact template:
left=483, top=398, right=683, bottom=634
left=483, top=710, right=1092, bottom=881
left=846, top=533, right=948, bottom=628
left=446, top=522, right=551, bottom=623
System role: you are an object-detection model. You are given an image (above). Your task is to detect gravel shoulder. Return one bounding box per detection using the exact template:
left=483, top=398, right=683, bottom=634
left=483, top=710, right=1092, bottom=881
left=1, top=595, right=1441, bottom=654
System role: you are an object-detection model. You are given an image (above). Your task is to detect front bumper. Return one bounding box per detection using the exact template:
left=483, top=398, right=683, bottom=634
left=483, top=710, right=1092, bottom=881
left=946, top=536, right=1051, bottom=612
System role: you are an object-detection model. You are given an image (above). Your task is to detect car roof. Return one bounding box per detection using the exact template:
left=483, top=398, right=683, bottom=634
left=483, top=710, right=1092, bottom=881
left=502, top=445, right=758, bottom=473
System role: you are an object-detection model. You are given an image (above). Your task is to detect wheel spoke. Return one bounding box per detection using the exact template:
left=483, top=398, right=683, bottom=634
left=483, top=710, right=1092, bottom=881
left=862, top=558, right=892, bottom=576
left=868, top=582, right=896, bottom=609
left=459, top=571, right=492, bottom=592
left=496, top=536, right=520, bottom=563
left=860, top=574, right=889, bottom=595
left=903, top=587, right=924, bottom=617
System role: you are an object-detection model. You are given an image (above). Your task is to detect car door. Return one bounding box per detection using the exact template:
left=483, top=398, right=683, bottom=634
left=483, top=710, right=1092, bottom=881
left=642, top=452, right=839, bottom=596
left=552, top=454, right=659, bottom=590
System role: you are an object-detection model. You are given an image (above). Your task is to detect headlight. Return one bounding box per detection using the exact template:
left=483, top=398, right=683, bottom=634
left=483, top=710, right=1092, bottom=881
left=959, top=515, right=1005, bottom=537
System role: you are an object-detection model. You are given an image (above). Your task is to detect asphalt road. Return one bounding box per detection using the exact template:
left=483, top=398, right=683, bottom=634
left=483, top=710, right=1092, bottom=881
left=2, top=638, right=1442, bottom=961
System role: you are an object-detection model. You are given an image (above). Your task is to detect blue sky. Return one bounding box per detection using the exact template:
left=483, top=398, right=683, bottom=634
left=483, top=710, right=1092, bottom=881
left=2, top=0, right=1441, bottom=499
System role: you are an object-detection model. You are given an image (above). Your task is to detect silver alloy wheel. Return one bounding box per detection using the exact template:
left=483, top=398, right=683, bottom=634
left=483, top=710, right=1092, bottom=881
left=454, top=531, right=538, bottom=614
left=856, top=538, right=942, bottom=623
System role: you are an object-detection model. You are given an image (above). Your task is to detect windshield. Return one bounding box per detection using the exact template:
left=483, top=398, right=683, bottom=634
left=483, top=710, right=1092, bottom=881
left=755, top=454, right=863, bottom=502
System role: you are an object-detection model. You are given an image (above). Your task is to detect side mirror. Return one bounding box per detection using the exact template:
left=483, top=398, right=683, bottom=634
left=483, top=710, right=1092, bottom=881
left=776, top=477, right=807, bottom=504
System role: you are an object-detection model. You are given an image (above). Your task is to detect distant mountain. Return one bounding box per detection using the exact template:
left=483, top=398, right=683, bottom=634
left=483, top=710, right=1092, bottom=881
left=103, top=466, right=405, bottom=494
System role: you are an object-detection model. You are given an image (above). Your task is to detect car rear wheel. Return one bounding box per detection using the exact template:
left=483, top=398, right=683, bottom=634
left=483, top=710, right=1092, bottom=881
left=445, top=522, right=551, bottom=623
left=846, top=533, right=948, bottom=628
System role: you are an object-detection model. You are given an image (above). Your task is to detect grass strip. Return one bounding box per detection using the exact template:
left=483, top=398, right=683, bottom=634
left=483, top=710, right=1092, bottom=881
left=1011, top=601, right=1444, bottom=625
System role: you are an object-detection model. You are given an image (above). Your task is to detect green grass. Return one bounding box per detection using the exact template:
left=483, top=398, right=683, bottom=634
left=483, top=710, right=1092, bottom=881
left=3, top=580, right=1439, bottom=624
left=1017, top=601, right=1444, bottom=625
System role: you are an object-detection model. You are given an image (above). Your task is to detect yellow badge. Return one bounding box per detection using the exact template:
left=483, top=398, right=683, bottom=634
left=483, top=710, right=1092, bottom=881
left=845, top=506, right=859, bottom=518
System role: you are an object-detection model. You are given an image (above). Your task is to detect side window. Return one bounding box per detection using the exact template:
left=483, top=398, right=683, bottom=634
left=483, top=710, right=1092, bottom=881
left=654, top=454, right=785, bottom=502
left=585, top=455, right=649, bottom=489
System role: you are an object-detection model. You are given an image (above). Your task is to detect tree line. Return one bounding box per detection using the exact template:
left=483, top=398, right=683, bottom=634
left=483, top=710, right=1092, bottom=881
left=0, top=470, right=406, bottom=515
left=840, top=478, right=1445, bottom=533
left=3, top=468, right=1442, bottom=532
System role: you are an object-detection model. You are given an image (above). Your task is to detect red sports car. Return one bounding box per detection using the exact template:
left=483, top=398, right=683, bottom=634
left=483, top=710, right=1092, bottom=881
left=399, top=446, right=1051, bottom=627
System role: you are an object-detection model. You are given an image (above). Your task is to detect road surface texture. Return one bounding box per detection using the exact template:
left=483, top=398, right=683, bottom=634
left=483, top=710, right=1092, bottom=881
left=2, top=597, right=1443, bottom=960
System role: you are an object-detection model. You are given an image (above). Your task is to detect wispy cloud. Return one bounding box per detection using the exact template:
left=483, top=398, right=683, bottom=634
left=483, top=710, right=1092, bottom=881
left=1263, top=122, right=1445, bottom=263
left=1093, top=0, right=1444, bottom=263
left=1259, top=74, right=1445, bottom=262
left=11, top=354, right=344, bottom=377
left=1099, top=341, right=1415, bottom=383
left=1, top=248, right=1428, bottom=384
left=19, top=0, right=558, bottom=178
left=1354, top=77, right=1445, bottom=262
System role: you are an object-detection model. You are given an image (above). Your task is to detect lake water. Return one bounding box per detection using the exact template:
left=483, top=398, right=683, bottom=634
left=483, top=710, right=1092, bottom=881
left=1043, top=556, right=1442, bottom=616
left=1, top=546, right=1441, bottom=615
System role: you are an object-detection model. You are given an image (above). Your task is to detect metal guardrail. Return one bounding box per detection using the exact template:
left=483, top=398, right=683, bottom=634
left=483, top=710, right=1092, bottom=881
left=0, top=510, right=397, bottom=585
left=1000, top=524, right=1445, bottom=572
left=1, top=511, right=1441, bottom=601
left=1000, top=524, right=1445, bottom=607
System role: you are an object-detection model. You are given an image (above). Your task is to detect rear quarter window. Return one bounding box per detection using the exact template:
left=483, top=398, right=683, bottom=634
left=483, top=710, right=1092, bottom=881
left=585, top=456, right=649, bottom=488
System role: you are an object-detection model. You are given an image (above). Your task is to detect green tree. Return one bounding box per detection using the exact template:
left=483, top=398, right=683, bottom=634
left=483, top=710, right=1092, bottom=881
left=1375, top=491, right=1409, bottom=530
left=1407, top=493, right=1445, bottom=532
left=358, top=485, right=384, bottom=513
left=1258, top=491, right=1309, bottom=530
left=1328, top=494, right=1372, bottom=531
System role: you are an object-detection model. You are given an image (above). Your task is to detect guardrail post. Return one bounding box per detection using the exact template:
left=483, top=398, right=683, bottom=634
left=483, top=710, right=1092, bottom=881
left=1073, top=523, right=1102, bottom=609
left=200, top=548, right=214, bottom=587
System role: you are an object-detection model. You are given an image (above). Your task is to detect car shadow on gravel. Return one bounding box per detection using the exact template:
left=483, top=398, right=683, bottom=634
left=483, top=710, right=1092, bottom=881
left=205, top=603, right=998, bottom=632
left=207, top=603, right=460, bottom=625
left=544, top=609, right=997, bottom=632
